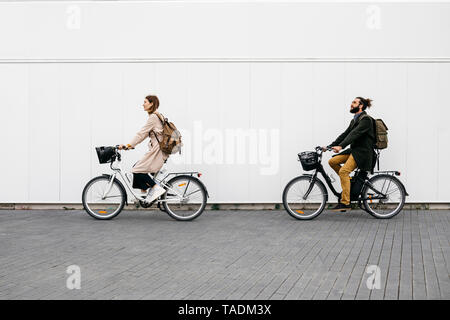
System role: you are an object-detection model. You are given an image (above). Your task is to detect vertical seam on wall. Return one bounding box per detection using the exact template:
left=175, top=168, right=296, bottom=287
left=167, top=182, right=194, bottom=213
left=217, top=63, right=221, bottom=200
left=435, top=62, right=439, bottom=202
left=279, top=62, right=282, bottom=201
left=27, top=64, right=30, bottom=203
left=187, top=63, right=191, bottom=170
left=343, top=61, right=346, bottom=143
left=405, top=63, right=409, bottom=193
left=58, top=64, right=62, bottom=201
left=216, top=62, right=220, bottom=200
left=89, top=65, right=93, bottom=181
left=311, top=63, right=314, bottom=154
left=312, top=63, right=316, bottom=147
left=248, top=62, right=251, bottom=200
left=121, top=64, right=125, bottom=164
left=185, top=63, right=189, bottom=173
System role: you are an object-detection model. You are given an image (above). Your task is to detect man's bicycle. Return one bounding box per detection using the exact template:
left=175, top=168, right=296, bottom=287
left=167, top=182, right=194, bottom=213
left=282, top=146, right=408, bottom=220
left=81, top=146, right=209, bottom=221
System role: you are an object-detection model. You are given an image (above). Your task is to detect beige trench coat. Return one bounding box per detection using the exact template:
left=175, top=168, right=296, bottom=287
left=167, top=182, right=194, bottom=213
left=128, top=112, right=169, bottom=174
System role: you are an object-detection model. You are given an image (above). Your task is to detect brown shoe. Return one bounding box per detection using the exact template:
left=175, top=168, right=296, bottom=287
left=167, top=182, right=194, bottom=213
left=331, top=203, right=351, bottom=212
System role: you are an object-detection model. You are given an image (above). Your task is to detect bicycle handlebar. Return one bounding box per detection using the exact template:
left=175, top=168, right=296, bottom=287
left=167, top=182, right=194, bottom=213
left=315, top=146, right=333, bottom=153
left=115, top=144, right=135, bottom=151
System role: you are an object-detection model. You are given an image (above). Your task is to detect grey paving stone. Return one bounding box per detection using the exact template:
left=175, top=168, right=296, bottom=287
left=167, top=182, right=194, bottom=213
left=0, top=209, right=448, bottom=300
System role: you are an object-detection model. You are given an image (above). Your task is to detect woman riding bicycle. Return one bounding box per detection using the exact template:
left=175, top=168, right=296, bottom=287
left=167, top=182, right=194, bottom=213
left=323, top=97, right=377, bottom=212
left=118, top=95, right=168, bottom=203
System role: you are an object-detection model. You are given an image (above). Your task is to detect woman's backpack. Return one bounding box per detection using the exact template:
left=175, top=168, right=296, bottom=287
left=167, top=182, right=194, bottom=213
left=150, top=112, right=183, bottom=155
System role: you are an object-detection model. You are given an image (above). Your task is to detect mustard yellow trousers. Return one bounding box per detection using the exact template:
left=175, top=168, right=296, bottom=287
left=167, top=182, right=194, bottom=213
left=328, top=154, right=358, bottom=205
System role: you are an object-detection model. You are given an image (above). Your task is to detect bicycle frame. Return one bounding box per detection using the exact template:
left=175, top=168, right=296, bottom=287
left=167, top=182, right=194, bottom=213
left=361, top=171, right=407, bottom=200
left=302, top=149, right=398, bottom=202
left=105, top=151, right=203, bottom=204
left=303, top=163, right=340, bottom=199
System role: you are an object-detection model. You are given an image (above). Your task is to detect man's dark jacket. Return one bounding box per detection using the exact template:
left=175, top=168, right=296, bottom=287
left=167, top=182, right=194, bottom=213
left=330, top=111, right=376, bottom=172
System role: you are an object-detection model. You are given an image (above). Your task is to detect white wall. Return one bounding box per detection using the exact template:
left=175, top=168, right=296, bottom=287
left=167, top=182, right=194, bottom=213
left=1, top=1, right=450, bottom=59
left=0, top=1, right=449, bottom=203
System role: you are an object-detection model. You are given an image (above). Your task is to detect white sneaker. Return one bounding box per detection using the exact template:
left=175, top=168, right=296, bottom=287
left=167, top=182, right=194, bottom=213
left=145, top=185, right=166, bottom=203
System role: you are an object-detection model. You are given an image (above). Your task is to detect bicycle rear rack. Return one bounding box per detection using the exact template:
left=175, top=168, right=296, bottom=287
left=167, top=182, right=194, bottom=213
left=160, top=171, right=201, bottom=180
left=373, top=170, right=401, bottom=176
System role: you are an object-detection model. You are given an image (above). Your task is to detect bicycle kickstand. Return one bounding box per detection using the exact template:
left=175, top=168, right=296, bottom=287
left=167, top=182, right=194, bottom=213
left=357, top=199, right=364, bottom=211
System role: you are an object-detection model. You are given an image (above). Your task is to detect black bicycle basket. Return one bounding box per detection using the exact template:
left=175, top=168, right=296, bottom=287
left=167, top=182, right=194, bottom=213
left=298, top=151, right=319, bottom=171
left=95, top=146, right=116, bottom=164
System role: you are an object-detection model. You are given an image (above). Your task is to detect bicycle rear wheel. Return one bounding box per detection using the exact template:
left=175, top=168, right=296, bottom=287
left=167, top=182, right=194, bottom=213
left=362, top=174, right=406, bottom=219
left=162, top=175, right=207, bottom=221
left=282, top=176, right=327, bottom=220
left=82, top=176, right=126, bottom=220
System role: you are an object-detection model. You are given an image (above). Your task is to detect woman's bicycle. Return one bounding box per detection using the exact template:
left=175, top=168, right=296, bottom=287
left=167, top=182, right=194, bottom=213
left=282, top=146, right=408, bottom=220
left=82, top=145, right=209, bottom=221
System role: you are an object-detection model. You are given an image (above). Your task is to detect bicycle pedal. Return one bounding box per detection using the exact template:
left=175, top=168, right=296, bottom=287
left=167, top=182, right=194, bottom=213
left=139, top=200, right=153, bottom=208
left=144, top=197, right=162, bottom=206
left=133, top=200, right=141, bottom=208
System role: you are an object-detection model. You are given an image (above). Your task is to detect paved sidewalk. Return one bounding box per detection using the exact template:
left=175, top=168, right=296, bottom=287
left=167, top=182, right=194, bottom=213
left=0, top=209, right=448, bottom=300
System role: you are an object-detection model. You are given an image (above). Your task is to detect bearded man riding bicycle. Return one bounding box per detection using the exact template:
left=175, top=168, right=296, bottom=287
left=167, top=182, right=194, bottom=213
left=323, top=97, right=377, bottom=212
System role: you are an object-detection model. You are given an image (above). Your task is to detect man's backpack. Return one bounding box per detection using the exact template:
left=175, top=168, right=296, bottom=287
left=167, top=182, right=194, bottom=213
left=150, top=112, right=183, bottom=155
left=373, top=118, right=388, bottom=149
left=360, top=114, right=388, bottom=150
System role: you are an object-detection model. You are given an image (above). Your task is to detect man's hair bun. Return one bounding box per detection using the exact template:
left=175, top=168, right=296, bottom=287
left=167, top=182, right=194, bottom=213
left=356, top=97, right=373, bottom=110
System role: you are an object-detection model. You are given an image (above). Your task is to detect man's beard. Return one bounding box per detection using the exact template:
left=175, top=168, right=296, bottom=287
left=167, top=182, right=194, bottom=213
left=350, top=106, right=360, bottom=114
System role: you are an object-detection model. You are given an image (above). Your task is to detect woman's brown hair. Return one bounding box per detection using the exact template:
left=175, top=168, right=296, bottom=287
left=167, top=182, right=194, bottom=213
left=145, top=95, right=160, bottom=114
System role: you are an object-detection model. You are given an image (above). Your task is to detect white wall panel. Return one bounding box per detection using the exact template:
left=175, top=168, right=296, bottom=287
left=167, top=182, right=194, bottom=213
left=248, top=63, right=281, bottom=202
left=217, top=63, right=251, bottom=203
left=248, top=63, right=282, bottom=201
left=121, top=63, right=156, bottom=173
left=28, top=64, right=60, bottom=202
left=406, top=63, right=439, bottom=202
left=0, top=1, right=449, bottom=204
left=153, top=62, right=189, bottom=176
left=1, top=2, right=450, bottom=60
left=0, top=5, right=27, bottom=57
left=0, top=61, right=449, bottom=204
left=311, top=63, right=346, bottom=193
left=374, top=63, right=408, bottom=182
left=90, top=64, right=125, bottom=179
left=59, top=64, right=92, bottom=202
left=185, top=63, right=220, bottom=201
left=0, top=65, right=29, bottom=202
left=279, top=64, right=314, bottom=190
left=437, top=63, right=450, bottom=202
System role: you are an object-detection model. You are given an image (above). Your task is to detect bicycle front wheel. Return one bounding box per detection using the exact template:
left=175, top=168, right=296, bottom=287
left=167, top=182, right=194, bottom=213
left=162, top=175, right=207, bottom=221
left=282, top=175, right=327, bottom=220
left=82, top=176, right=126, bottom=220
left=362, top=174, right=406, bottom=219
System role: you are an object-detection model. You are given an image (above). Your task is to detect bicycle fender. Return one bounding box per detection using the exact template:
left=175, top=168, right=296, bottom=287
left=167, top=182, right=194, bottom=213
left=365, top=174, right=409, bottom=198
left=102, top=174, right=128, bottom=205
left=168, top=175, right=209, bottom=198
left=394, top=176, right=409, bottom=196
left=394, top=177, right=409, bottom=196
